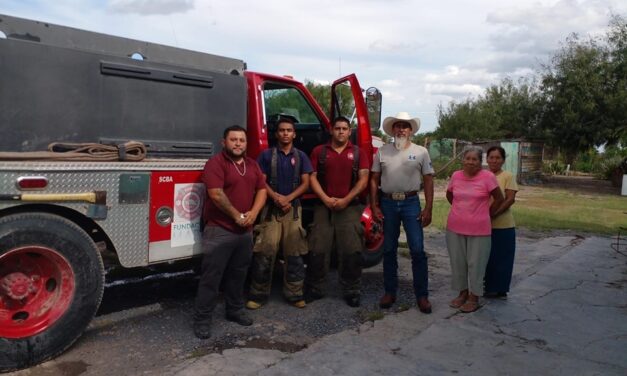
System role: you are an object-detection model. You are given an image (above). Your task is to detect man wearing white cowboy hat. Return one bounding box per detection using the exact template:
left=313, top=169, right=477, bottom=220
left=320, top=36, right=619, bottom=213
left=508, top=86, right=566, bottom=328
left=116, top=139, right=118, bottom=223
left=369, top=111, right=435, bottom=314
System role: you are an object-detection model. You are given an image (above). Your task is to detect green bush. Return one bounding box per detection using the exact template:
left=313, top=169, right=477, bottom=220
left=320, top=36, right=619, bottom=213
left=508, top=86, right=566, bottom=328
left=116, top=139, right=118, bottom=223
left=597, top=156, right=626, bottom=184
left=542, top=160, right=567, bottom=175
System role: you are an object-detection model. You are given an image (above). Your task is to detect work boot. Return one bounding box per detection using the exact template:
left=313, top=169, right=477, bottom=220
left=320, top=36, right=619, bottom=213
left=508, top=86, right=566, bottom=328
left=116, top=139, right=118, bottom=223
left=193, top=320, right=212, bottom=339
left=246, top=300, right=263, bottom=310
left=291, top=300, right=306, bottom=309
left=379, top=294, right=396, bottom=309
left=417, top=297, right=432, bottom=314
left=344, top=294, right=361, bottom=308
left=225, top=311, right=253, bottom=326
left=304, top=290, right=324, bottom=304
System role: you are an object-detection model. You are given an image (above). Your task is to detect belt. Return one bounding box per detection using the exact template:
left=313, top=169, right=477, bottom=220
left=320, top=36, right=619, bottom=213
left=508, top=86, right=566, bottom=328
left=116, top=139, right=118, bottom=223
left=380, top=191, right=418, bottom=200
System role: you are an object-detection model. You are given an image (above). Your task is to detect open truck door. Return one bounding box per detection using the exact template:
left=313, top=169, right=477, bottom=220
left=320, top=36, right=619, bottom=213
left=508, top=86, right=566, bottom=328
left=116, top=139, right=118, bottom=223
left=330, top=75, right=384, bottom=267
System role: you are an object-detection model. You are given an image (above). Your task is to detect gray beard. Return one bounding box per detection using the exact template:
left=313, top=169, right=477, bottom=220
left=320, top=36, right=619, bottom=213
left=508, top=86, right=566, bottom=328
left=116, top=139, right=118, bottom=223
left=394, top=136, right=408, bottom=151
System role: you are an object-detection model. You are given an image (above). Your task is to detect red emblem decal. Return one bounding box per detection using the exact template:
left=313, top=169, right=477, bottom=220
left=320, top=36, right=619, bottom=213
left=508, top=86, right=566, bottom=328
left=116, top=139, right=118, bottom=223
left=175, top=185, right=203, bottom=221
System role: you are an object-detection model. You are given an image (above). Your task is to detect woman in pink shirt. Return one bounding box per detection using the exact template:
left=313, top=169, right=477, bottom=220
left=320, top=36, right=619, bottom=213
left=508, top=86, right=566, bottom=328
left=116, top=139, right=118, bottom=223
left=446, top=146, right=504, bottom=313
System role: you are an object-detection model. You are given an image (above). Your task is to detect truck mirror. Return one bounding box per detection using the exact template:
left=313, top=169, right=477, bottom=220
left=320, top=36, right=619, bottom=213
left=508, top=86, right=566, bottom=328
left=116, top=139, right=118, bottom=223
left=365, top=87, right=382, bottom=132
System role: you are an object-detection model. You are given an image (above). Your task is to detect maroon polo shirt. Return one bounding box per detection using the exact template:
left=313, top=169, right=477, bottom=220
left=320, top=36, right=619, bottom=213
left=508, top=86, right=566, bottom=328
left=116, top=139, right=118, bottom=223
left=310, top=142, right=369, bottom=198
left=202, top=151, right=265, bottom=233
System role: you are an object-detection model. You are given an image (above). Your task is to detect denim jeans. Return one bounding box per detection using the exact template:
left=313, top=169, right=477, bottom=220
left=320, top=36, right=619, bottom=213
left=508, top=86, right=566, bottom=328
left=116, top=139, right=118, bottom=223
left=381, top=196, right=428, bottom=298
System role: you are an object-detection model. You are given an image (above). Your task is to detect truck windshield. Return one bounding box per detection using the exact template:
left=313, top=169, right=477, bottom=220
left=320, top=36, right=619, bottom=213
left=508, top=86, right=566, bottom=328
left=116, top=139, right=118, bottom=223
left=263, top=84, right=320, bottom=127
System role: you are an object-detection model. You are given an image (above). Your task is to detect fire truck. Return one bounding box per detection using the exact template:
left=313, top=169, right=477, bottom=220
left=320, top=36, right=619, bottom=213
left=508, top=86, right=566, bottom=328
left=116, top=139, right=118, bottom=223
left=0, top=15, right=384, bottom=370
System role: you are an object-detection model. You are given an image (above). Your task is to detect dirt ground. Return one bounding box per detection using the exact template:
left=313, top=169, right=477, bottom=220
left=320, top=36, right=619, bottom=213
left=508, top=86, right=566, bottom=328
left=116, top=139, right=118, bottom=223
left=7, top=174, right=622, bottom=376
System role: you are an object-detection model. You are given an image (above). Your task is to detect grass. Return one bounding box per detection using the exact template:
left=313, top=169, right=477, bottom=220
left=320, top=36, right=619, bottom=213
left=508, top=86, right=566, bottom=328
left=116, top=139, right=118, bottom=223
left=427, top=186, right=626, bottom=235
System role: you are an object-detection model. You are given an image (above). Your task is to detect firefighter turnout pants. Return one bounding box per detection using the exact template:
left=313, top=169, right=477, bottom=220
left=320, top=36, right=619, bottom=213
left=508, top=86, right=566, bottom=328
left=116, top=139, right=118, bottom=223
left=250, top=206, right=308, bottom=302
left=306, top=203, right=365, bottom=298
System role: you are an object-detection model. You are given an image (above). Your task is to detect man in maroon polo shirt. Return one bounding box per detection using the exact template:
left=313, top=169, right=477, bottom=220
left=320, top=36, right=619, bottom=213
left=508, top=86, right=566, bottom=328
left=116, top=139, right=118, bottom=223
left=193, top=125, right=267, bottom=339
left=305, top=116, right=369, bottom=307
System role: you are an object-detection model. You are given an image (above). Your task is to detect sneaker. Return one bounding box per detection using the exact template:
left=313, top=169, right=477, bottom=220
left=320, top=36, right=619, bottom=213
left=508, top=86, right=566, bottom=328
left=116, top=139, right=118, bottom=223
left=246, top=300, right=263, bottom=310
left=344, top=295, right=361, bottom=307
left=193, top=321, right=212, bottom=339
left=291, top=300, right=306, bottom=309
left=225, top=311, right=253, bottom=326
left=379, top=294, right=396, bottom=309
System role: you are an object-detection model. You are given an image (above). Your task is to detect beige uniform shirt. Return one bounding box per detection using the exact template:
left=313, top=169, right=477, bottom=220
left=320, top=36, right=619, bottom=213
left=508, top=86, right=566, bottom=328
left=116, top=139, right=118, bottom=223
left=371, top=143, right=434, bottom=193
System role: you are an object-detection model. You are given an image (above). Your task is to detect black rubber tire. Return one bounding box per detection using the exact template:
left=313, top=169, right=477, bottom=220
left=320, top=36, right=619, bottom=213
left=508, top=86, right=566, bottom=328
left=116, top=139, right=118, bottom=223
left=361, top=242, right=384, bottom=268
left=0, top=212, right=105, bottom=372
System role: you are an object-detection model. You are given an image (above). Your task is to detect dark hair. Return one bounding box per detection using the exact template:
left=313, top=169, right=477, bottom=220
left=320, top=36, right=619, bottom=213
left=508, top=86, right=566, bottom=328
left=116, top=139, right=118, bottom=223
left=276, top=117, right=296, bottom=130
left=223, top=125, right=247, bottom=139
left=332, top=116, right=351, bottom=126
left=487, top=146, right=506, bottom=160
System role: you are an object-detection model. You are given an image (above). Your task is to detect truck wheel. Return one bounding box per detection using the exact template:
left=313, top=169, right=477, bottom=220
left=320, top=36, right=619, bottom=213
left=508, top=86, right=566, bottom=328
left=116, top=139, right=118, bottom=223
left=361, top=206, right=384, bottom=268
left=0, top=213, right=104, bottom=372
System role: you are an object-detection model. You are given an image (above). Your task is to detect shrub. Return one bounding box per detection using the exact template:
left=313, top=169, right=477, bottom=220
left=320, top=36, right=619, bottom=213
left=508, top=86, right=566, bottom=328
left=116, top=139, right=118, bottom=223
left=542, top=160, right=567, bottom=175
left=597, top=156, right=627, bottom=186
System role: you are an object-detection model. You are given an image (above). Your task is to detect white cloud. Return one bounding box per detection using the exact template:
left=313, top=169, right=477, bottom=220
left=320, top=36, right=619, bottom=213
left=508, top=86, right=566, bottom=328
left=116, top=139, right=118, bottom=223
left=425, top=83, right=483, bottom=98
left=380, top=79, right=401, bottom=88
left=369, top=40, right=420, bottom=53
left=381, top=90, right=406, bottom=101
left=108, top=0, right=194, bottom=15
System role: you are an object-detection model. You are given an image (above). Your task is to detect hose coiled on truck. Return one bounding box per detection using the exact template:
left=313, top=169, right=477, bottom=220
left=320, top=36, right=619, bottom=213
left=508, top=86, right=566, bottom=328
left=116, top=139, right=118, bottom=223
left=0, top=141, right=147, bottom=161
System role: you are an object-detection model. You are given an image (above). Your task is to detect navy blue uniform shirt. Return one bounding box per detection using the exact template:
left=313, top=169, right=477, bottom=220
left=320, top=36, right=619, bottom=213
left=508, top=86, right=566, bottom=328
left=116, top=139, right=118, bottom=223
left=257, top=147, right=313, bottom=198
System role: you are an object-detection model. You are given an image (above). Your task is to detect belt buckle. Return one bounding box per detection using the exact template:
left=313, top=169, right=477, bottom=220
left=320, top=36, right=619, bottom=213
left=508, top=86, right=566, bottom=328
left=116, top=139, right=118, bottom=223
left=391, top=192, right=405, bottom=201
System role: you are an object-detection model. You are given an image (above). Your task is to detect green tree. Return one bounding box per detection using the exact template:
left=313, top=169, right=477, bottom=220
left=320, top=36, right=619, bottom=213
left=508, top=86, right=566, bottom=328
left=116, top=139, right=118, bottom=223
left=435, top=77, right=543, bottom=141
left=539, top=15, right=627, bottom=164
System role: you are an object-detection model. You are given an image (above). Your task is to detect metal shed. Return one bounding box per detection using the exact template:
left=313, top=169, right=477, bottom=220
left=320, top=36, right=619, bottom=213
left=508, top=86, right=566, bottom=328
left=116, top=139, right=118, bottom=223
left=474, top=139, right=544, bottom=184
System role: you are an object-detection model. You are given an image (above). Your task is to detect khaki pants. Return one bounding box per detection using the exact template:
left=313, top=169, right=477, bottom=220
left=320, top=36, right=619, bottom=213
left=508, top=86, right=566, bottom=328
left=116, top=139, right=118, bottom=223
left=306, top=203, right=364, bottom=297
left=249, top=206, right=308, bottom=302
left=445, top=230, right=491, bottom=296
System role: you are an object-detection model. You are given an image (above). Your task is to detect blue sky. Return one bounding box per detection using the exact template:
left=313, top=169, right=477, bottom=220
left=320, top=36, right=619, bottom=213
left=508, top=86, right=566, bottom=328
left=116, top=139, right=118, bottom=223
left=2, top=0, right=625, bottom=133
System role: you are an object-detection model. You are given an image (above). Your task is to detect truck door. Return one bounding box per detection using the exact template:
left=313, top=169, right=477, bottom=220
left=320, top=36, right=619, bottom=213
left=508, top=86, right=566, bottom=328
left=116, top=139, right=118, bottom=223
left=330, top=74, right=381, bottom=160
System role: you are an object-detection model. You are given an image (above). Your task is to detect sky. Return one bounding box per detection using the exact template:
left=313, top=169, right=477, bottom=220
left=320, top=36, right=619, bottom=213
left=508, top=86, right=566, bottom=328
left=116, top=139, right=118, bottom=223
left=1, top=0, right=625, bottom=133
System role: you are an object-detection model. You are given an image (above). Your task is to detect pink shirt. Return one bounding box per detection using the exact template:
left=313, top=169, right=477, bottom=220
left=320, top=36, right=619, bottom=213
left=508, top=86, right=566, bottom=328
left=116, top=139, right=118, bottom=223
left=446, top=169, right=498, bottom=236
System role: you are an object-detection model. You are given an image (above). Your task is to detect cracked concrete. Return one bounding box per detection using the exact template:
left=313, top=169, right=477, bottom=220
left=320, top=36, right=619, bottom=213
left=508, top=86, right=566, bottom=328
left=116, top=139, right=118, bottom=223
left=168, top=236, right=626, bottom=376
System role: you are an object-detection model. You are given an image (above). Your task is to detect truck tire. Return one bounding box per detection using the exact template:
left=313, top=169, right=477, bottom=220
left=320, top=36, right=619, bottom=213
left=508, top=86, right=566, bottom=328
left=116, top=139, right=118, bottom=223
left=361, top=206, right=384, bottom=268
left=362, top=242, right=384, bottom=268
left=0, top=212, right=105, bottom=372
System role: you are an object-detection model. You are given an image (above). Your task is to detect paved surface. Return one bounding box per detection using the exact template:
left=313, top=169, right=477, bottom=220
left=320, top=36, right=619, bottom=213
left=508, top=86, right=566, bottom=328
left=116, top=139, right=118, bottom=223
left=9, top=233, right=625, bottom=375
left=166, top=236, right=627, bottom=376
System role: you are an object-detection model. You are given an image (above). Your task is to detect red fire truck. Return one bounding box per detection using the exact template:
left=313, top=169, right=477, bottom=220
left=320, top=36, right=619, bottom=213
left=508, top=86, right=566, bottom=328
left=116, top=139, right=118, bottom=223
left=0, top=15, right=384, bottom=370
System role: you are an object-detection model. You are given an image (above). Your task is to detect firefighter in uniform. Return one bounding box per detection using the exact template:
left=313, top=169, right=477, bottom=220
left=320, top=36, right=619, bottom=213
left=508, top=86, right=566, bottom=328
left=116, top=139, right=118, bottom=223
left=305, top=116, right=369, bottom=307
left=246, top=117, right=313, bottom=309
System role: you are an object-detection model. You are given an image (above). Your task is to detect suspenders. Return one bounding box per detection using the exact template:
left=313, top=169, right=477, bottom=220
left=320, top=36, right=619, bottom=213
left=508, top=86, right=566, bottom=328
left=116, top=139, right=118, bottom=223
left=316, top=145, right=360, bottom=190
left=265, top=147, right=302, bottom=220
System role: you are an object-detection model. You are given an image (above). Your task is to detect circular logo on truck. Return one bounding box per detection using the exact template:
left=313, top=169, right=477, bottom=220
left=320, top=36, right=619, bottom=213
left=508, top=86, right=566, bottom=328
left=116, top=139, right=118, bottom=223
left=174, top=185, right=203, bottom=221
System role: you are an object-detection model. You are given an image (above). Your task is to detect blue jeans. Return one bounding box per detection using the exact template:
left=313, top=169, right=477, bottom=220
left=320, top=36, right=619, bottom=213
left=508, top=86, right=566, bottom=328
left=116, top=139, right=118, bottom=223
left=381, top=196, right=429, bottom=298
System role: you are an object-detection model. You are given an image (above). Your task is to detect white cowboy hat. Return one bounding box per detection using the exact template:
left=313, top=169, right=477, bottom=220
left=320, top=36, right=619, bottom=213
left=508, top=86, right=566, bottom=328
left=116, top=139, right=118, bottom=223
left=382, top=112, right=421, bottom=137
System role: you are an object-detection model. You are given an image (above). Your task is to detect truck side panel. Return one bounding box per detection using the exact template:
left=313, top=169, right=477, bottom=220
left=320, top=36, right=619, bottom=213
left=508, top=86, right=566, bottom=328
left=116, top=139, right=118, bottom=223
left=0, top=160, right=206, bottom=267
